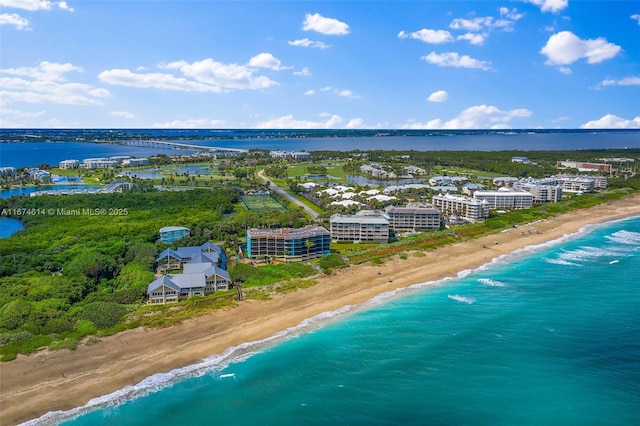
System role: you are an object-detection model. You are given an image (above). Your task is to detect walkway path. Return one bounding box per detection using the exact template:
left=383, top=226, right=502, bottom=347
left=257, top=169, right=319, bottom=219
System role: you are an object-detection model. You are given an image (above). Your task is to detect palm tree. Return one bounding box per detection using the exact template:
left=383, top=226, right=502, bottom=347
left=304, top=239, right=315, bottom=258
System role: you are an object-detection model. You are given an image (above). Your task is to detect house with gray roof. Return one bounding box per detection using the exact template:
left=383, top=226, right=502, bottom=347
left=148, top=242, right=230, bottom=304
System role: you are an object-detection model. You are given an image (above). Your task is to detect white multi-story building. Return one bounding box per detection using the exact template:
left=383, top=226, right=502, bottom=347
left=473, top=189, right=534, bottom=209
left=122, top=158, right=149, bottom=166
left=81, top=158, right=119, bottom=169
left=432, top=194, right=489, bottom=222
left=518, top=183, right=563, bottom=204
left=555, top=174, right=605, bottom=191
left=59, top=159, right=80, bottom=169
left=330, top=210, right=390, bottom=243
left=385, top=203, right=441, bottom=231
left=555, top=176, right=595, bottom=193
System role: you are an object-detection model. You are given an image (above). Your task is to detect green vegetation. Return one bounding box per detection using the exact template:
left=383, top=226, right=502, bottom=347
left=317, top=253, right=348, bottom=274
left=0, top=188, right=314, bottom=360
left=229, top=262, right=315, bottom=288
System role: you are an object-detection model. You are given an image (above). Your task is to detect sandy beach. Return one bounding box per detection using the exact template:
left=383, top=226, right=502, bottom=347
left=2, top=194, right=640, bottom=425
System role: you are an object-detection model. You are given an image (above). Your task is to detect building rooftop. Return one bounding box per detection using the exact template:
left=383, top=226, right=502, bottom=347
left=247, top=225, right=330, bottom=239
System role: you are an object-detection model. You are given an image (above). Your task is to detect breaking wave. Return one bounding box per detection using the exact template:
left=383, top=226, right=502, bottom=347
left=448, top=295, right=476, bottom=304
left=478, top=278, right=506, bottom=287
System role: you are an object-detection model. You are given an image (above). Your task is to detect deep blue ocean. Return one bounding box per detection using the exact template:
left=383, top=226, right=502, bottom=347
left=2, top=130, right=639, bottom=168
left=27, top=216, right=640, bottom=426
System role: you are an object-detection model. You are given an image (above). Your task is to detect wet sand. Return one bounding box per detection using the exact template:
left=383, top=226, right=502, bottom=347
left=1, top=194, right=639, bottom=425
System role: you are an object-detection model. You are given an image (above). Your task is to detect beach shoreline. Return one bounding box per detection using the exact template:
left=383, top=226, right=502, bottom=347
left=2, top=194, right=640, bottom=425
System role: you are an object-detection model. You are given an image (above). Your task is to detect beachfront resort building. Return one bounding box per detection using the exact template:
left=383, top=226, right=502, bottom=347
left=59, top=159, right=80, bottom=169
left=555, top=175, right=604, bottom=192
left=385, top=203, right=441, bottom=231
left=518, top=182, right=563, bottom=204
left=329, top=210, right=390, bottom=243
left=432, top=194, right=489, bottom=222
left=473, top=189, right=534, bottom=210
left=148, top=243, right=230, bottom=304
left=246, top=226, right=331, bottom=263
left=159, top=226, right=191, bottom=243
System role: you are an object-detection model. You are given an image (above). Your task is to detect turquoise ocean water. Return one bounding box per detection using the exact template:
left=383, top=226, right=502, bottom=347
left=29, top=217, right=640, bottom=426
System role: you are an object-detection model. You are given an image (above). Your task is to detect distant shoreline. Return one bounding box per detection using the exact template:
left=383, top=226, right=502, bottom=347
left=2, top=194, right=640, bottom=425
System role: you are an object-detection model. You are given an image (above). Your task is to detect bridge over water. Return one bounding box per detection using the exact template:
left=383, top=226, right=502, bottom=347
left=114, top=140, right=248, bottom=155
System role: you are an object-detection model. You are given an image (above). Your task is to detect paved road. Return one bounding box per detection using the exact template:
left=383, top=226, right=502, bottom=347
left=258, top=169, right=319, bottom=219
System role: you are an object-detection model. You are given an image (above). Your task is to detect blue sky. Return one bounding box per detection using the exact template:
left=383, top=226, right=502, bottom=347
left=1, top=0, right=638, bottom=129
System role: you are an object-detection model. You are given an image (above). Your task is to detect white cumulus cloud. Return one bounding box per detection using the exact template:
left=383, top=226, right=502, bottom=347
left=303, top=13, right=349, bottom=35
left=100, top=56, right=280, bottom=92
left=580, top=114, right=640, bottom=129
left=525, top=0, right=568, bottom=13
left=404, top=104, right=531, bottom=129
left=0, top=0, right=74, bottom=11
left=304, top=89, right=315, bottom=95
left=632, top=14, right=640, bottom=25
left=398, top=29, right=453, bottom=44
left=288, top=38, right=330, bottom=49
left=255, top=114, right=345, bottom=129
left=153, top=118, right=226, bottom=129
left=247, top=53, right=289, bottom=71
left=0, top=12, right=28, bottom=29
left=457, top=33, right=486, bottom=46
left=540, top=31, right=621, bottom=65
left=422, top=52, right=492, bottom=71
left=0, top=61, right=109, bottom=106
left=427, top=90, right=448, bottom=102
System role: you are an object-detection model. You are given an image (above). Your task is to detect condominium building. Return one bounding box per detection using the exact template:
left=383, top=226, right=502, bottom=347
left=473, top=189, right=534, bottom=209
left=385, top=203, right=441, bottom=231
left=556, top=174, right=606, bottom=191
left=59, top=159, right=80, bottom=169
left=555, top=176, right=595, bottom=193
left=81, top=158, right=119, bottom=169
left=329, top=210, right=390, bottom=243
left=432, top=194, right=489, bottom=222
left=518, top=183, right=563, bottom=204
left=246, top=225, right=331, bottom=263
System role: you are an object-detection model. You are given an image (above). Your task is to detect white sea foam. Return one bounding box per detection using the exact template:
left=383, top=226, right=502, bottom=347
left=543, top=257, right=580, bottom=267
left=605, top=230, right=640, bottom=245
left=478, top=278, right=506, bottom=287
left=448, top=294, right=476, bottom=304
